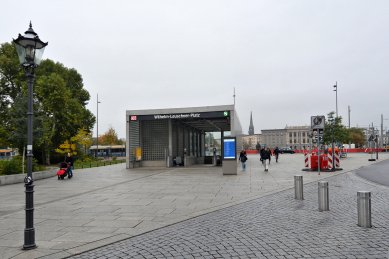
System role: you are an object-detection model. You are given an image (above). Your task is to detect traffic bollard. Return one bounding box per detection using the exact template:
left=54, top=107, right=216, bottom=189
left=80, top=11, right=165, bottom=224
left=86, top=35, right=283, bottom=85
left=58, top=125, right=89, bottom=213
left=318, top=181, right=329, bottom=211
left=357, top=191, right=371, bottom=228
left=294, top=175, right=304, bottom=200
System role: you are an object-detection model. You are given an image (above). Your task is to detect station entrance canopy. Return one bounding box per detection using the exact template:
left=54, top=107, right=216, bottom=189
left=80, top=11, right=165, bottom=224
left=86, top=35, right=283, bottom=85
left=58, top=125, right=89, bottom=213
left=126, top=105, right=242, bottom=168
left=131, top=110, right=231, bottom=132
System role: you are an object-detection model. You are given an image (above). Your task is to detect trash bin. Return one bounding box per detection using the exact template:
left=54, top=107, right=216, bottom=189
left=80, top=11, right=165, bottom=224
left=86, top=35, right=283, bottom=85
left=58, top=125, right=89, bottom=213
left=216, top=155, right=222, bottom=166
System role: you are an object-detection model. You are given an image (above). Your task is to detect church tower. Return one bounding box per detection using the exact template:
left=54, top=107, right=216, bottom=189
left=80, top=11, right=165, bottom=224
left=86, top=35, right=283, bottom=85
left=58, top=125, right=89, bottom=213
left=248, top=111, right=254, bottom=135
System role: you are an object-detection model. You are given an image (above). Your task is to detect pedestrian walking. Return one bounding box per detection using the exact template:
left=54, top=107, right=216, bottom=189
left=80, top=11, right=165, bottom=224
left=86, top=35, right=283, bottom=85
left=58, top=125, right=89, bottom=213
left=260, top=147, right=271, bottom=172
left=239, top=150, right=248, bottom=171
left=65, top=153, right=74, bottom=178
left=274, top=146, right=280, bottom=163
left=269, top=148, right=272, bottom=164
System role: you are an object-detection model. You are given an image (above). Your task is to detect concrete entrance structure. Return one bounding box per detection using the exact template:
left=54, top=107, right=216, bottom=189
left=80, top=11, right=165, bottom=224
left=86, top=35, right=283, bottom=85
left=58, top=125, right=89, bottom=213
left=126, top=105, right=242, bottom=174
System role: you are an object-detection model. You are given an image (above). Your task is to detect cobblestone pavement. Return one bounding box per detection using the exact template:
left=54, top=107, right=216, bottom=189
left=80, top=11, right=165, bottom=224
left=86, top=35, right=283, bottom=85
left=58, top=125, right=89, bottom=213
left=70, top=168, right=389, bottom=259
left=2, top=154, right=388, bottom=258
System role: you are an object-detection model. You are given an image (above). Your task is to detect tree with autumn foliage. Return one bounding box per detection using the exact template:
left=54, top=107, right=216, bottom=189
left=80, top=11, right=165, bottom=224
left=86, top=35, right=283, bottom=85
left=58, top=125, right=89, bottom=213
left=98, top=127, right=122, bottom=145
left=56, top=129, right=93, bottom=156
left=72, top=128, right=93, bottom=155
left=0, top=42, right=95, bottom=165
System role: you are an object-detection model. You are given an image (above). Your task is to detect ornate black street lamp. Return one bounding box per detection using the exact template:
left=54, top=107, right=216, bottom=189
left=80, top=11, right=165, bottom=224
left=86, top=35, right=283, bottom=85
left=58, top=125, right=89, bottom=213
left=13, top=22, right=48, bottom=250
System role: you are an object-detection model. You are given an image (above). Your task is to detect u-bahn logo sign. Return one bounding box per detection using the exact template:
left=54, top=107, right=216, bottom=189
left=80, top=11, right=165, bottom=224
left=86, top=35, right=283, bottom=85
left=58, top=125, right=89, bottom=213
left=311, top=115, right=325, bottom=129
left=130, top=111, right=230, bottom=121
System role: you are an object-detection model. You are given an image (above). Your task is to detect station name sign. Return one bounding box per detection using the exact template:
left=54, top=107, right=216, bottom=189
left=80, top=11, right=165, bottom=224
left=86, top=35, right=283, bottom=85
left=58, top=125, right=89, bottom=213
left=154, top=113, right=201, bottom=119
left=130, top=111, right=229, bottom=121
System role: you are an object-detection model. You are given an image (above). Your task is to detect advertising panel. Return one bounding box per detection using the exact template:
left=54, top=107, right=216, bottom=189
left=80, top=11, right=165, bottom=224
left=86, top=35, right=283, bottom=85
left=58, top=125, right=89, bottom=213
left=223, top=137, right=236, bottom=160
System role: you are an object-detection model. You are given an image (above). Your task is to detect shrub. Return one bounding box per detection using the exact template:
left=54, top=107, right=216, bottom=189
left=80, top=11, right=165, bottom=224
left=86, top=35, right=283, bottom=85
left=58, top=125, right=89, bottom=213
left=0, top=156, right=44, bottom=175
left=0, top=157, right=22, bottom=175
left=79, top=155, right=94, bottom=163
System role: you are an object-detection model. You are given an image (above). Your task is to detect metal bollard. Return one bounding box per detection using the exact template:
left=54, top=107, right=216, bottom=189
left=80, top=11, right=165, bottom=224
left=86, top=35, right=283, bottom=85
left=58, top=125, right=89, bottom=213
left=357, top=191, right=371, bottom=228
left=318, top=181, right=329, bottom=211
left=294, top=175, right=304, bottom=200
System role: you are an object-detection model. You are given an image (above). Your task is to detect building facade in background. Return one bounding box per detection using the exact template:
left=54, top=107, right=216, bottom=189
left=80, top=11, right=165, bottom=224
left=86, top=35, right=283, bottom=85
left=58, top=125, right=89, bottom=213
left=241, top=134, right=262, bottom=150
left=0, top=148, right=16, bottom=160
left=241, top=112, right=312, bottom=150
left=261, top=128, right=287, bottom=149
left=285, top=126, right=311, bottom=149
left=261, top=126, right=311, bottom=149
left=241, top=125, right=312, bottom=150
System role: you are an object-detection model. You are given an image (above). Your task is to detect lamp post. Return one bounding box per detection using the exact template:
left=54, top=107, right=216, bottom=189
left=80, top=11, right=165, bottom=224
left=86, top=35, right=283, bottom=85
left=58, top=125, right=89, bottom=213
left=333, top=82, right=338, bottom=118
left=96, top=94, right=101, bottom=157
left=13, top=22, right=48, bottom=250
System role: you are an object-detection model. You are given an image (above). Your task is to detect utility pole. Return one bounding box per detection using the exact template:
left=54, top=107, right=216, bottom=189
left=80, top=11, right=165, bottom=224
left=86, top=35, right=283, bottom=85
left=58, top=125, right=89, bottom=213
left=96, top=94, right=101, bottom=157
left=233, top=87, right=236, bottom=106
left=333, top=82, right=338, bottom=118
left=381, top=114, right=384, bottom=148
left=348, top=106, right=351, bottom=128
left=348, top=105, right=351, bottom=152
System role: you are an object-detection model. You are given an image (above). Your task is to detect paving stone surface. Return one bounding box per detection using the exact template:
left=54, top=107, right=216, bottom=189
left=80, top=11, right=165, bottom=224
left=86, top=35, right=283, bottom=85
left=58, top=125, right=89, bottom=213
left=1, top=153, right=388, bottom=258
left=69, top=166, right=389, bottom=258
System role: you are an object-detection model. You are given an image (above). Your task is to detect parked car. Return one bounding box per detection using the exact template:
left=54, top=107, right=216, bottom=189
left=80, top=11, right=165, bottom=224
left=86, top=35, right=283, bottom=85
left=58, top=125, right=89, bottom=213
left=279, top=147, right=295, bottom=154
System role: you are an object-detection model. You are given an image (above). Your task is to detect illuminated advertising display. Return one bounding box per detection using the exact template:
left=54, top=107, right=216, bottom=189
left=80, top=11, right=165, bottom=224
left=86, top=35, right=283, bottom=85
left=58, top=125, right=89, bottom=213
left=223, top=137, right=236, bottom=160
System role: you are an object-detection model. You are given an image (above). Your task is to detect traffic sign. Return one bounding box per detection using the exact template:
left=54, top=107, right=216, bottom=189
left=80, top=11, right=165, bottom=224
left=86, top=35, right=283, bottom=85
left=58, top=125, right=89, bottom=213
left=311, top=116, right=325, bottom=129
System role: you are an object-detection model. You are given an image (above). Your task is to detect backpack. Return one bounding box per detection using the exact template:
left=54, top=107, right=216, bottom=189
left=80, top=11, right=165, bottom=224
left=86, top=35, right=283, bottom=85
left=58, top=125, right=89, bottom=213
left=241, top=155, right=247, bottom=162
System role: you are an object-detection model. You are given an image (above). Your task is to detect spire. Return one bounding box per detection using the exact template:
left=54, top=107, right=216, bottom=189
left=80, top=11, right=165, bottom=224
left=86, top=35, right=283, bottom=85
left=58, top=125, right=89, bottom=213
left=248, top=111, right=254, bottom=135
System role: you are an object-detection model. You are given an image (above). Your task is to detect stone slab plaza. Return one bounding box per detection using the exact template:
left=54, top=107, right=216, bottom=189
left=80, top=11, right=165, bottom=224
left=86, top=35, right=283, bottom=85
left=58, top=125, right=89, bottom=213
left=0, top=153, right=388, bottom=258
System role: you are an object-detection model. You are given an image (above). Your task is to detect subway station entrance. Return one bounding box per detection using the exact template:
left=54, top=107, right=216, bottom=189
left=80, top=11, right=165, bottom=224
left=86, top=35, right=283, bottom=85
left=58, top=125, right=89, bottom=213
left=126, top=105, right=242, bottom=169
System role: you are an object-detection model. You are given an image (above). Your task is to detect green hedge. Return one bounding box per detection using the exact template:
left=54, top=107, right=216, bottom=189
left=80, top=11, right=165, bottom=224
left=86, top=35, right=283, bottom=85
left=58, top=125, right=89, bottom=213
left=0, top=156, right=43, bottom=176
left=0, top=158, right=20, bottom=175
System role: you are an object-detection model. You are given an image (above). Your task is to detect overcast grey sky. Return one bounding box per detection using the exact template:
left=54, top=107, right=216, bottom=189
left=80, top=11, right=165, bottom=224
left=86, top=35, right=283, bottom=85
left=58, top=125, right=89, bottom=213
left=2, top=0, right=389, bottom=138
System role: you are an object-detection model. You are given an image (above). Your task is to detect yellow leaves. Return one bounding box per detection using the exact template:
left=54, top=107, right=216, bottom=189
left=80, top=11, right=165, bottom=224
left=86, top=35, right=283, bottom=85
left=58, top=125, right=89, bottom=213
left=56, top=140, right=77, bottom=155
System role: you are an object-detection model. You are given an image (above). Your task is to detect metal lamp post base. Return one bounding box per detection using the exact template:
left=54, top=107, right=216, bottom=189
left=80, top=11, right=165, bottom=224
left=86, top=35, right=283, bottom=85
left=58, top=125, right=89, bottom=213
left=23, top=183, right=36, bottom=249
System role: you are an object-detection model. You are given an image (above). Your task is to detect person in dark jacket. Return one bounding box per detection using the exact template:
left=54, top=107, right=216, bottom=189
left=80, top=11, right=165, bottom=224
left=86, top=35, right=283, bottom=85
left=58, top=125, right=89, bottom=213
left=65, top=153, right=74, bottom=178
left=274, top=147, right=280, bottom=163
left=239, top=150, right=248, bottom=171
left=260, top=147, right=271, bottom=171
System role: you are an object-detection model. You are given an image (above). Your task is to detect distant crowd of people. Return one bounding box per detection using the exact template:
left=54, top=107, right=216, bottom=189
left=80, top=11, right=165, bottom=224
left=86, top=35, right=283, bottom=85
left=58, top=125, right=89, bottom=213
left=239, top=146, right=281, bottom=172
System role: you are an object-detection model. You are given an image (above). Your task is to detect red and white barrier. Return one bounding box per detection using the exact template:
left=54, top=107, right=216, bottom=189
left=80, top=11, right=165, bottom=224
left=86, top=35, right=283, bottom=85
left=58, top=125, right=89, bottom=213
left=328, top=153, right=333, bottom=169
left=304, top=152, right=309, bottom=167
left=334, top=150, right=340, bottom=168
left=327, top=149, right=340, bottom=170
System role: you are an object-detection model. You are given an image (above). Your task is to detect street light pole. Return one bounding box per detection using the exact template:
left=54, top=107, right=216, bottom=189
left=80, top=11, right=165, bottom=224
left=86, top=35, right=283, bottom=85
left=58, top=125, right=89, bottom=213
left=334, top=82, right=338, bottom=118
left=13, top=22, right=47, bottom=250
left=25, top=67, right=35, bottom=248
left=96, top=94, right=101, bottom=157
left=381, top=114, right=384, bottom=148
left=233, top=87, right=236, bottom=107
